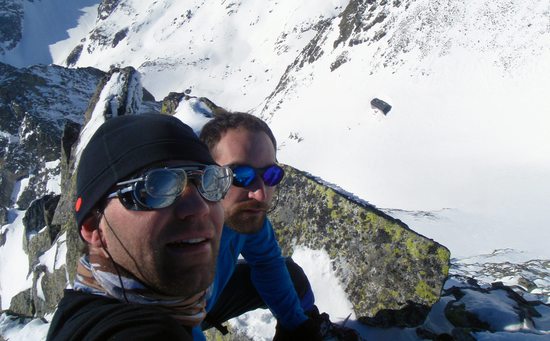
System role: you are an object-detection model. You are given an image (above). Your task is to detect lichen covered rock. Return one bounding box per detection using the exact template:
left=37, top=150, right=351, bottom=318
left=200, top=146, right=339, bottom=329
left=270, top=165, right=450, bottom=321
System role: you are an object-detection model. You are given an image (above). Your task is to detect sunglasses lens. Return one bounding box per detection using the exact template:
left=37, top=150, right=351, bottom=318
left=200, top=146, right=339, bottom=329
left=262, top=165, right=284, bottom=186
left=232, top=165, right=256, bottom=187
left=130, top=169, right=184, bottom=209
left=145, top=169, right=184, bottom=197
left=199, top=165, right=232, bottom=201
left=132, top=180, right=176, bottom=209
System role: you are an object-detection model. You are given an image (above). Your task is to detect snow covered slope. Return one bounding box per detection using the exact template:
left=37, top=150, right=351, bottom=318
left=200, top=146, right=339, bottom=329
left=0, top=1, right=549, bottom=339
left=3, top=0, right=545, bottom=258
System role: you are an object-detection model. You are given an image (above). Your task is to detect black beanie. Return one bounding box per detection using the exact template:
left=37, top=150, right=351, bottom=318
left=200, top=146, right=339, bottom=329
left=74, top=113, right=215, bottom=227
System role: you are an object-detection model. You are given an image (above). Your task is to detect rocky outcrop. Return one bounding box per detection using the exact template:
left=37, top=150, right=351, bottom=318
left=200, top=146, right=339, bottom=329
left=271, top=165, right=450, bottom=322
left=22, top=195, right=60, bottom=263
left=0, top=63, right=104, bottom=211
left=0, top=0, right=23, bottom=54
left=52, top=66, right=148, bottom=283
left=414, top=275, right=550, bottom=340
left=98, top=0, right=122, bottom=20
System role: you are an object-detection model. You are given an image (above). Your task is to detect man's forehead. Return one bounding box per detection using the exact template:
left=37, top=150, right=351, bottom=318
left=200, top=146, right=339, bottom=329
left=213, top=128, right=276, bottom=166
left=141, top=160, right=207, bottom=171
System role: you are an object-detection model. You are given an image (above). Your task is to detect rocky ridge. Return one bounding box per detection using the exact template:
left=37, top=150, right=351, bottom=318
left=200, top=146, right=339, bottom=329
left=0, top=64, right=450, bottom=335
left=0, top=62, right=546, bottom=340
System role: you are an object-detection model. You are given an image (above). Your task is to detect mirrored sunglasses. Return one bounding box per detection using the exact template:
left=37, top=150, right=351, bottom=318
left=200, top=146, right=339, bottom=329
left=107, top=164, right=233, bottom=211
left=230, top=164, right=285, bottom=188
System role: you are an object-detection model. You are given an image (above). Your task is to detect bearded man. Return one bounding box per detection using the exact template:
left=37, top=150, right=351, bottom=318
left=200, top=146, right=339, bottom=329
left=198, top=112, right=359, bottom=341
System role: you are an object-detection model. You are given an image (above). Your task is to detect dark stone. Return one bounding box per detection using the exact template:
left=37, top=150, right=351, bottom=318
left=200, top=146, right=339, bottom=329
left=161, top=93, right=226, bottom=117
left=0, top=223, right=6, bottom=247
left=88, top=28, right=110, bottom=53
left=360, top=300, right=431, bottom=327
left=415, top=328, right=457, bottom=341
left=445, top=300, right=491, bottom=332
left=112, top=28, right=128, bottom=47
left=9, top=289, right=34, bottom=317
left=333, top=0, right=366, bottom=49
left=516, top=277, right=538, bottom=292
left=0, top=171, right=16, bottom=210
left=161, top=92, right=186, bottom=115
left=23, top=195, right=60, bottom=242
left=65, top=44, right=83, bottom=67
left=370, top=98, right=392, bottom=115
left=450, top=328, right=476, bottom=341
left=22, top=195, right=61, bottom=273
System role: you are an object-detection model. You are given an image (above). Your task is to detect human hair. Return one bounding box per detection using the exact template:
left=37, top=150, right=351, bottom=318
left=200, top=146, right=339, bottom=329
left=199, top=112, right=277, bottom=152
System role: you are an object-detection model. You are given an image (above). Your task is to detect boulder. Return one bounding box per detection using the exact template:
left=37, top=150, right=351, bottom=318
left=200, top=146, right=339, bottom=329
left=22, top=195, right=60, bottom=258
left=270, top=165, right=450, bottom=322
left=8, top=289, right=33, bottom=317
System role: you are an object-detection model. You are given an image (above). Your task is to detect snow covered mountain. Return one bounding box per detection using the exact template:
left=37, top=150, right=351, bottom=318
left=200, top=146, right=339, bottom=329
left=4, top=0, right=548, bottom=258
left=1, top=0, right=549, bottom=340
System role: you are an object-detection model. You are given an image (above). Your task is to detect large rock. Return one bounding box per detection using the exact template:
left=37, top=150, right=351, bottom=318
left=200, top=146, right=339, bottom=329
left=270, top=165, right=450, bottom=322
left=22, top=194, right=60, bottom=265
left=8, top=289, right=33, bottom=317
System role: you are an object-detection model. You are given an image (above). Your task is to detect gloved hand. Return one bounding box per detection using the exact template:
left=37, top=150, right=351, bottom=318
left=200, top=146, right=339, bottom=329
left=273, top=307, right=362, bottom=341
left=272, top=318, right=323, bottom=341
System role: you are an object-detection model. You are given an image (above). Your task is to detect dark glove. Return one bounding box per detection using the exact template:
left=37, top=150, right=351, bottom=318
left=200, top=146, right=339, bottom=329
left=273, top=308, right=362, bottom=341
left=272, top=318, right=323, bottom=341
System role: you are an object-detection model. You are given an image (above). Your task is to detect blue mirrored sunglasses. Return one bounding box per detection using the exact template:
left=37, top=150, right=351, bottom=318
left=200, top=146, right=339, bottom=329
left=230, top=164, right=285, bottom=188
left=107, top=164, right=233, bottom=211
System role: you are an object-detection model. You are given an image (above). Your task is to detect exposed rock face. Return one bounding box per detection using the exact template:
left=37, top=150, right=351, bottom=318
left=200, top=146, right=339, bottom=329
left=260, top=0, right=400, bottom=116
left=270, top=165, right=450, bottom=321
left=0, top=0, right=23, bottom=54
left=0, top=63, right=102, bottom=320
left=65, top=44, right=84, bottom=67
left=0, top=64, right=102, bottom=319
left=0, top=62, right=104, bottom=211
left=161, top=92, right=188, bottom=115
left=52, top=66, right=148, bottom=283
left=98, top=0, right=122, bottom=20
left=22, top=194, right=60, bottom=263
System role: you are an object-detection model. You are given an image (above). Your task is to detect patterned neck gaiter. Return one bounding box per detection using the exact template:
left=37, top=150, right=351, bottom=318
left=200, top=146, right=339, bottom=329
left=74, top=246, right=209, bottom=327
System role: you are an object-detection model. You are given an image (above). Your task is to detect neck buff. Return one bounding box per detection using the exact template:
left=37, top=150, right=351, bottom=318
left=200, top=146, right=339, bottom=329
left=74, top=245, right=209, bottom=327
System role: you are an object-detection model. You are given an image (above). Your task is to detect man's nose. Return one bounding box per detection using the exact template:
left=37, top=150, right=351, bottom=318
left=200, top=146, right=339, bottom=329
left=247, top=178, right=268, bottom=203
left=174, top=184, right=209, bottom=218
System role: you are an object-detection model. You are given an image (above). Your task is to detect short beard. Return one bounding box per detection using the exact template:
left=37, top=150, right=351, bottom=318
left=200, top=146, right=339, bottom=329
left=224, top=199, right=269, bottom=234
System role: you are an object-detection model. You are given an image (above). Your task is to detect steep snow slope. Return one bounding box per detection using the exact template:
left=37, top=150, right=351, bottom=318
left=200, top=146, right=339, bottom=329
left=2, top=0, right=550, bottom=256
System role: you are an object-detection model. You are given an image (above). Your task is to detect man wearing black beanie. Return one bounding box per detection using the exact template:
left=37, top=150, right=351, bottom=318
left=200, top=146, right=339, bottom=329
left=47, top=113, right=233, bottom=340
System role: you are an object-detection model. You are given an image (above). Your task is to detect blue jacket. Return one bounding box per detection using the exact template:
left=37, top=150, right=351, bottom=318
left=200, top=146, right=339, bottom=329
left=192, top=218, right=308, bottom=340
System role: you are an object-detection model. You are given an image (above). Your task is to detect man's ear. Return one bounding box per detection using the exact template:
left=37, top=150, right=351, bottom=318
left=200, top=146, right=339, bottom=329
left=80, top=214, right=103, bottom=247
